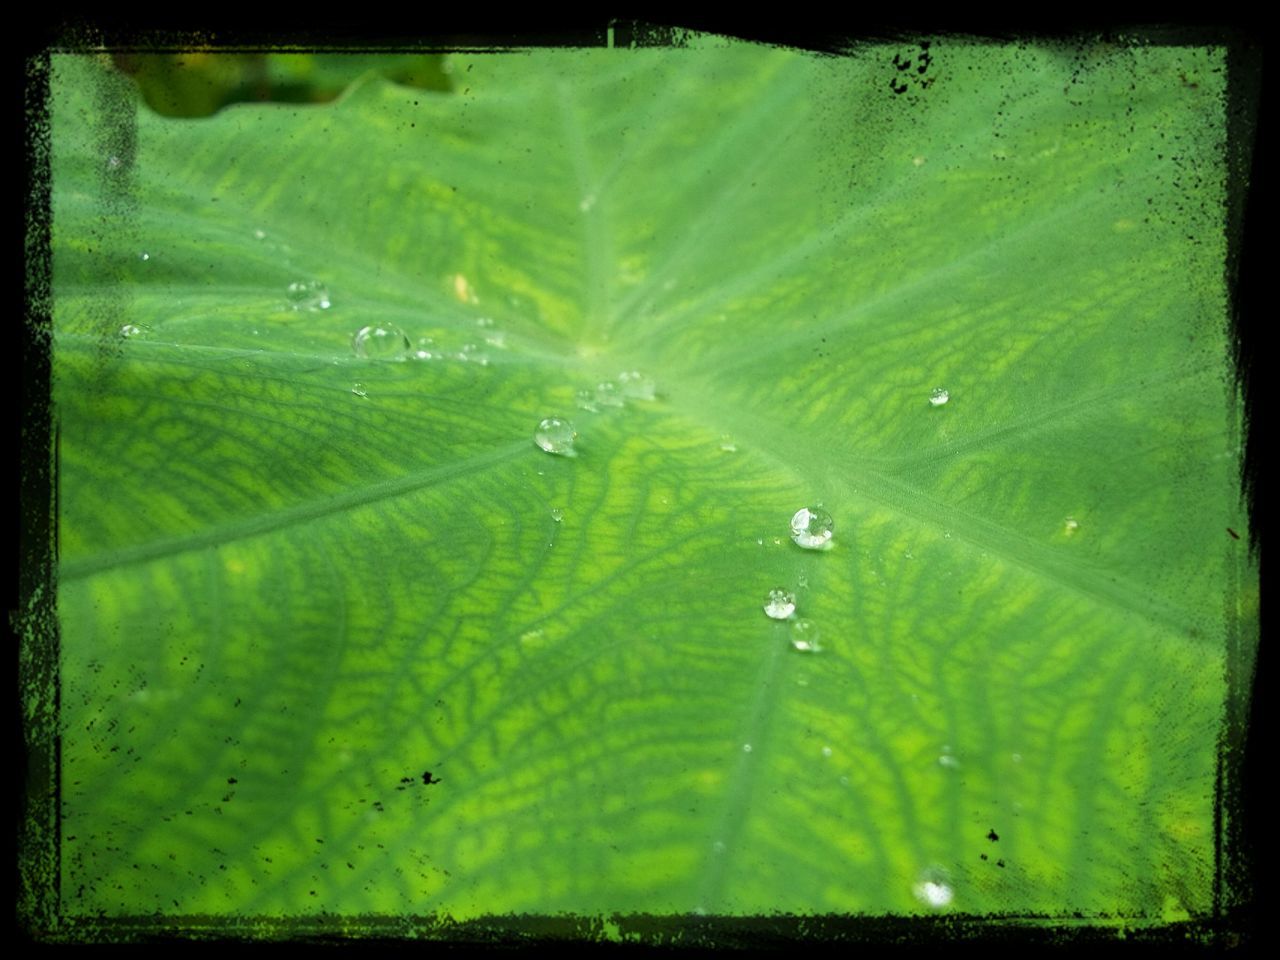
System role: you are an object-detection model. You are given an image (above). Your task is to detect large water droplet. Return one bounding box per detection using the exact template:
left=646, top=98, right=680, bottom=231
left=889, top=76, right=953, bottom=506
left=534, top=417, right=577, bottom=456
left=790, top=618, right=821, bottom=652
left=618, top=370, right=655, bottom=401
left=763, top=588, right=796, bottom=620
left=912, top=868, right=954, bottom=908
left=929, top=387, right=950, bottom=407
left=352, top=324, right=410, bottom=360
left=790, top=507, right=834, bottom=550
left=286, top=280, right=331, bottom=311
left=351, top=382, right=368, bottom=398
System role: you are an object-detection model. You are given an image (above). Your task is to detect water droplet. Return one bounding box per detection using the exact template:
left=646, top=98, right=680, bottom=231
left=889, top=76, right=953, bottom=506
left=797, top=573, right=809, bottom=589
left=534, top=417, right=577, bottom=457
left=790, top=507, right=834, bottom=550
left=929, top=387, right=950, bottom=407
left=1064, top=517, right=1080, bottom=535
left=938, top=747, right=960, bottom=769
left=712, top=841, right=726, bottom=854
left=1011, top=753, right=1023, bottom=764
left=550, top=507, right=564, bottom=522
left=352, top=382, right=368, bottom=398
left=790, top=618, right=821, bottom=652
left=913, top=155, right=926, bottom=167
left=352, top=324, right=410, bottom=360
left=943, top=531, right=952, bottom=539
left=821, top=746, right=833, bottom=758
left=106, top=154, right=121, bottom=169
left=484, top=331, right=507, bottom=349
left=912, top=868, right=954, bottom=908
left=575, top=389, right=599, bottom=412
left=719, top=436, right=738, bottom=453
left=594, top=381, right=624, bottom=408
left=475, top=316, right=495, bottom=328
left=579, top=193, right=596, bottom=212
left=139, top=251, right=150, bottom=261
left=838, top=775, right=849, bottom=785
left=253, top=228, right=267, bottom=240
left=742, top=744, right=753, bottom=753
left=763, top=588, right=796, bottom=620
left=618, top=370, right=655, bottom=401
left=119, top=323, right=147, bottom=338
left=286, top=280, right=331, bottom=311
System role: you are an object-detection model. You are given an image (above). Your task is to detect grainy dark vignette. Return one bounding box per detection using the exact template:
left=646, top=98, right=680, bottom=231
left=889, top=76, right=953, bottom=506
left=17, top=16, right=1263, bottom=950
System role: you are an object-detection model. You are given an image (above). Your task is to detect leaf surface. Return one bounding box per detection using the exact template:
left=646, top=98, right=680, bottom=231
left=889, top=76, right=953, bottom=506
left=50, top=40, right=1251, bottom=921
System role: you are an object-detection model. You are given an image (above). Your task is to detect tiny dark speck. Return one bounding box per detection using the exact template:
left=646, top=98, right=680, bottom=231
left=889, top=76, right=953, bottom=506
left=1227, top=527, right=1240, bottom=540
left=996, top=859, right=1006, bottom=868
left=227, top=777, right=237, bottom=784
left=986, top=829, right=999, bottom=842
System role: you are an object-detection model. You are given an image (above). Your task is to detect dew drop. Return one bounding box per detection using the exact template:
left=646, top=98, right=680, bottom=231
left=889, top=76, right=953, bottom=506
left=790, top=618, right=821, bottom=652
left=790, top=507, right=834, bottom=550
left=1011, top=753, right=1023, bottom=764
left=712, top=840, right=726, bottom=854
left=913, top=868, right=954, bottom=908
left=119, top=323, right=147, bottom=338
left=575, top=389, right=599, bottom=413
left=253, top=228, right=267, bottom=240
left=352, top=324, right=411, bottom=360
left=938, top=746, right=960, bottom=769
left=139, top=251, right=150, bottom=261
left=929, top=387, right=950, bottom=407
left=719, top=436, right=738, bottom=453
left=618, top=370, right=656, bottom=401
left=534, top=417, right=577, bottom=457
left=797, top=573, right=809, bottom=589
left=351, top=382, right=368, bottom=398
left=762, top=588, right=796, bottom=620
left=475, top=316, right=495, bottom=328
left=821, top=746, right=833, bottom=758
left=579, top=193, right=596, bottom=213
left=1064, top=517, right=1080, bottom=535
left=484, top=331, right=507, bottom=349
left=286, top=280, right=331, bottom=311
left=594, top=381, right=624, bottom=407
left=742, top=744, right=753, bottom=754
left=550, top=507, right=564, bottom=523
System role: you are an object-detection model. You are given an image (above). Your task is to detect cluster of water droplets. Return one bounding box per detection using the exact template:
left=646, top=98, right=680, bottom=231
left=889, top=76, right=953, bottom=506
left=574, top=371, right=657, bottom=413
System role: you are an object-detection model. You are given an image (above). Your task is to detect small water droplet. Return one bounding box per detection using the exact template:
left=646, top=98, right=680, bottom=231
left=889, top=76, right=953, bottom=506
left=913, top=868, right=954, bottom=908
left=119, top=323, right=147, bottom=338
left=938, top=747, right=960, bottom=769
left=575, top=389, right=599, bottom=412
left=763, top=588, right=796, bottom=620
left=742, top=744, right=752, bottom=753
left=550, top=507, right=564, bottom=522
left=106, top=154, right=121, bottom=169
left=253, top=228, right=267, bottom=240
left=139, top=251, right=150, bottom=261
left=943, top=531, right=952, bottom=539
left=821, top=746, right=833, bottom=758
left=618, top=370, right=655, bottom=401
left=1064, top=517, right=1080, bottom=535
left=913, top=155, right=926, bottom=167
left=534, top=417, right=577, bottom=457
left=352, top=324, right=410, bottom=360
left=790, top=619, right=821, bottom=652
left=1011, top=753, right=1023, bottom=764
left=594, top=381, right=624, bottom=407
left=712, top=841, right=726, bottom=854
left=756, top=538, right=764, bottom=546
left=484, top=331, right=507, bottom=349
left=929, top=387, right=950, bottom=407
left=286, top=280, right=331, bottom=311
left=719, top=436, right=738, bottom=453
left=579, top=193, right=596, bottom=212
left=790, top=507, right=834, bottom=550
left=475, top=316, right=495, bottom=328
left=351, top=382, right=368, bottom=398
left=797, top=573, right=809, bottom=589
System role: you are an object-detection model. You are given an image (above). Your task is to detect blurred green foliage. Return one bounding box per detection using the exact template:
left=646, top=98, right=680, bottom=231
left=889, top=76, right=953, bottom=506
left=112, top=52, right=453, bottom=117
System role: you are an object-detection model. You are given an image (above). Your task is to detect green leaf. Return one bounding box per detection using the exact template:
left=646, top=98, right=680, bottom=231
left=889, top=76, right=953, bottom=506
left=49, top=38, right=1253, bottom=925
